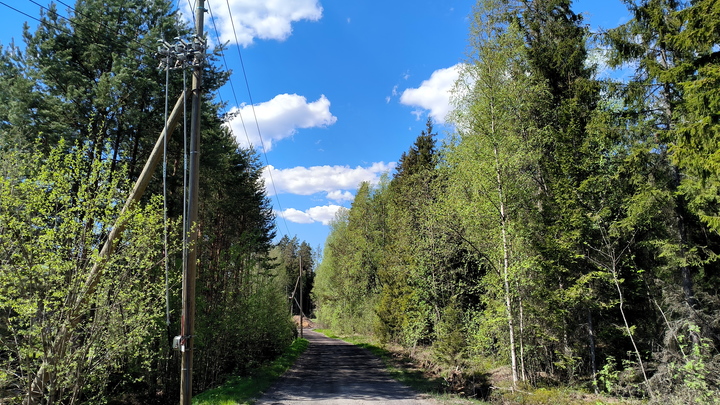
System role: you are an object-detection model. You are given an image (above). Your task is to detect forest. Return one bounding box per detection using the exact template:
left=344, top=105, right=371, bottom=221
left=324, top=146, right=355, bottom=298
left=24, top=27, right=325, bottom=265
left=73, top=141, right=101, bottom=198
left=314, top=0, right=720, bottom=403
left=0, top=0, right=317, bottom=403
left=1, top=0, right=720, bottom=403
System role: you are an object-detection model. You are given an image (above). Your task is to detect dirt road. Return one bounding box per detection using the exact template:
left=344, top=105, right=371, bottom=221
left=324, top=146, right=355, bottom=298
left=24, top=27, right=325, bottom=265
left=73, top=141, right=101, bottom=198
left=255, top=330, right=438, bottom=404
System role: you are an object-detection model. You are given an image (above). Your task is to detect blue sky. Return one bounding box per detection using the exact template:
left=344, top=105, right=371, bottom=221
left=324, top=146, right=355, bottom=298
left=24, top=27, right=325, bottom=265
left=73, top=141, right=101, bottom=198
left=0, top=0, right=632, bottom=252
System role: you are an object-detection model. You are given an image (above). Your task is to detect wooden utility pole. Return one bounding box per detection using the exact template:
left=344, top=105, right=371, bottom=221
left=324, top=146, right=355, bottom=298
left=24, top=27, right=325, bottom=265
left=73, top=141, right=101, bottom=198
left=180, top=1, right=205, bottom=404
left=299, top=255, right=303, bottom=338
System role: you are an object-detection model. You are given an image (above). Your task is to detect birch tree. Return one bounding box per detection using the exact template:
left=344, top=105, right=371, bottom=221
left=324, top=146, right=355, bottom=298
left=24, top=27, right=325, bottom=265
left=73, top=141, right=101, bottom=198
left=447, top=0, right=543, bottom=385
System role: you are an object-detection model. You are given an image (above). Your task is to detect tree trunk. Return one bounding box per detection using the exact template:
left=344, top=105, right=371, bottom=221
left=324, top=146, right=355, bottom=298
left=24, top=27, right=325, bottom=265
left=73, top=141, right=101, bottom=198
left=517, top=280, right=526, bottom=382
left=587, top=309, right=598, bottom=394
left=495, top=143, right=518, bottom=387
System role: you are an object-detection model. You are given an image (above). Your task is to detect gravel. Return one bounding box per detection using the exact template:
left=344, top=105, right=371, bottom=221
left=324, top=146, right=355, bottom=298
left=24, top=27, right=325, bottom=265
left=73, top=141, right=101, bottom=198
left=255, top=330, right=438, bottom=404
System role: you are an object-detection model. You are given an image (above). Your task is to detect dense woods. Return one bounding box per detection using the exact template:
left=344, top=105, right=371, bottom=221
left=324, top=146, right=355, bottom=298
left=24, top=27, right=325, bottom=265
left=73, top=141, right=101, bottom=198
left=0, top=1, right=304, bottom=403
left=2, top=0, right=720, bottom=403
left=315, top=0, right=720, bottom=402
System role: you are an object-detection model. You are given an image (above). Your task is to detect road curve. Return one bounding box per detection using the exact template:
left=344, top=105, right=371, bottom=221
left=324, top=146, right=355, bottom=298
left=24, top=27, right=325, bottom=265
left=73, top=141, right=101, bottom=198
left=255, top=330, right=438, bottom=404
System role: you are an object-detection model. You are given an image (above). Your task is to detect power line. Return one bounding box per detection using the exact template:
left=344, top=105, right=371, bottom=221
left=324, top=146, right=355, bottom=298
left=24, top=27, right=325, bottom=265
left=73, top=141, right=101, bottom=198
left=206, top=0, right=292, bottom=237
left=24, top=0, right=149, bottom=53
left=1, top=0, right=293, bottom=238
left=0, top=1, right=75, bottom=37
left=222, top=0, right=293, bottom=237
left=187, top=0, right=196, bottom=25
left=206, top=1, right=242, bottom=125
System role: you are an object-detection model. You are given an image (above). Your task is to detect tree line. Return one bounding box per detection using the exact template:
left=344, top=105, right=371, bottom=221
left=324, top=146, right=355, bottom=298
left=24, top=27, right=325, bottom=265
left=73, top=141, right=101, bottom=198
left=0, top=0, right=313, bottom=403
left=314, top=0, right=720, bottom=401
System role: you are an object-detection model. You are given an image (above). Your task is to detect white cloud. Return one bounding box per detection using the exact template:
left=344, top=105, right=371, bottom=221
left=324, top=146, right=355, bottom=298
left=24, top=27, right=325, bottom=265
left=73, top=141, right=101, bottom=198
left=281, top=208, right=315, bottom=224
left=307, top=205, right=344, bottom=225
left=400, top=64, right=462, bottom=124
left=279, top=205, right=344, bottom=225
left=386, top=85, right=400, bottom=103
left=263, top=162, right=395, bottom=196
left=192, top=0, right=323, bottom=47
left=326, top=190, right=354, bottom=202
left=225, top=94, right=337, bottom=152
left=267, top=163, right=394, bottom=226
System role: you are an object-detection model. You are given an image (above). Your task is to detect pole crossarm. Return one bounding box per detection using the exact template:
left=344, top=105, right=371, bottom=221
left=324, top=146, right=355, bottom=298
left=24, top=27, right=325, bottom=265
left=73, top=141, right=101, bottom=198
left=157, top=35, right=207, bottom=71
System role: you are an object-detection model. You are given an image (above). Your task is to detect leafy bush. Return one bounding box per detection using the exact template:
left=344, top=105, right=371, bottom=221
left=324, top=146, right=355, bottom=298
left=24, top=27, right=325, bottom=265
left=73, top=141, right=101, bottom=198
left=0, top=143, right=166, bottom=404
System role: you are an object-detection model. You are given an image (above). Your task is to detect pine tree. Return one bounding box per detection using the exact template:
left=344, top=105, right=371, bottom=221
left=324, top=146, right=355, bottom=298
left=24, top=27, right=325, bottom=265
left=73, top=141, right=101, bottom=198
left=376, top=119, right=440, bottom=345
left=669, top=0, right=720, bottom=232
left=0, top=1, right=283, bottom=401
left=395, top=117, right=437, bottom=179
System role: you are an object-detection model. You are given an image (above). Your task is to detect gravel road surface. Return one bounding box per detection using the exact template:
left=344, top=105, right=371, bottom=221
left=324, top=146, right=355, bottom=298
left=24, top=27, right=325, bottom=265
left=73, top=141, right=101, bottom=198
left=255, top=330, right=438, bottom=404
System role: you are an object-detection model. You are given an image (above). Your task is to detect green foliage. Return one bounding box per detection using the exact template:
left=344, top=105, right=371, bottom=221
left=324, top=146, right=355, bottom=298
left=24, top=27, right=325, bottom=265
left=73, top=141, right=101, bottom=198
left=2, top=0, right=195, bottom=158
left=193, top=141, right=293, bottom=389
left=279, top=0, right=720, bottom=402
left=313, top=329, right=340, bottom=339
left=433, top=301, right=467, bottom=367
left=395, top=118, right=437, bottom=179
left=597, top=356, right=621, bottom=395
left=666, top=0, right=720, bottom=234
left=314, top=201, right=379, bottom=335
left=0, top=1, right=288, bottom=402
left=315, top=1, right=720, bottom=401
left=653, top=324, right=720, bottom=404
left=447, top=1, right=551, bottom=385
left=599, top=0, right=720, bottom=399
left=271, top=235, right=315, bottom=317
left=0, top=142, right=166, bottom=404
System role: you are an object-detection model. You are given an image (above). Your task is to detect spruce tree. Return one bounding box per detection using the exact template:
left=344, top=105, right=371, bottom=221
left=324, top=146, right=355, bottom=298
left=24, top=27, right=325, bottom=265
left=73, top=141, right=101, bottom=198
left=603, top=0, right=720, bottom=397
left=507, top=0, right=602, bottom=382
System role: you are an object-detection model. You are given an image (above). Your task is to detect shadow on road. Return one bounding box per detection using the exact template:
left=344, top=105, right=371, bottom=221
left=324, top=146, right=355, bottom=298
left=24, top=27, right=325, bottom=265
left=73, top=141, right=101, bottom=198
left=255, top=330, right=438, bottom=404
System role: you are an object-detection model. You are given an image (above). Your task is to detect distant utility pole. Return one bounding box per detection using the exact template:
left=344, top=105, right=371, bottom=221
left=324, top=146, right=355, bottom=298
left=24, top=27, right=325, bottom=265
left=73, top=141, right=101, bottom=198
left=180, top=1, right=206, bottom=404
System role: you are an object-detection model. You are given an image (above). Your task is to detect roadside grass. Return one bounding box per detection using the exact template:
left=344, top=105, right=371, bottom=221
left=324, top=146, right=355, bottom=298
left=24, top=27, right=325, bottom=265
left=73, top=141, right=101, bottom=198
left=312, top=328, right=339, bottom=339
left=192, top=338, right=309, bottom=405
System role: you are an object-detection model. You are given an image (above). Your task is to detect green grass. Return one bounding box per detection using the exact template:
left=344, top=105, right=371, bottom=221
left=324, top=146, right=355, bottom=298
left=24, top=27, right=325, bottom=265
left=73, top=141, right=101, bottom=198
left=312, top=328, right=339, bottom=339
left=192, top=338, right=309, bottom=405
